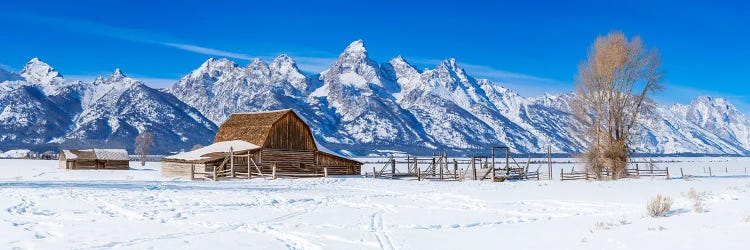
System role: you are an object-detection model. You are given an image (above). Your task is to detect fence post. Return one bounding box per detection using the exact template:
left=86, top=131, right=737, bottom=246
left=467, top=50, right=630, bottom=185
left=560, top=168, right=563, bottom=181
left=190, top=164, right=195, bottom=180
left=272, top=164, right=277, bottom=180
left=680, top=168, right=684, bottom=178
left=453, top=159, right=458, bottom=179
left=709, top=167, right=712, bottom=177
left=666, top=167, right=670, bottom=179
left=726, top=167, right=728, bottom=173
left=324, top=167, right=328, bottom=178
left=213, top=165, right=217, bottom=181
left=417, top=167, right=421, bottom=181
left=230, top=147, right=235, bottom=178
left=636, top=164, right=640, bottom=177
left=391, top=158, right=396, bottom=177
left=373, top=167, right=377, bottom=178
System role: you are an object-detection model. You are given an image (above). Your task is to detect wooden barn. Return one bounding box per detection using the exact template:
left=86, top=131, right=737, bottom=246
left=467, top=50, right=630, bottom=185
left=162, top=109, right=362, bottom=180
left=59, top=149, right=130, bottom=170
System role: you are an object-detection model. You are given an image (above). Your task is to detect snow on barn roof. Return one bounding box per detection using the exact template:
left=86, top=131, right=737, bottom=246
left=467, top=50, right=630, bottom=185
left=61, top=149, right=129, bottom=161
left=165, top=140, right=261, bottom=162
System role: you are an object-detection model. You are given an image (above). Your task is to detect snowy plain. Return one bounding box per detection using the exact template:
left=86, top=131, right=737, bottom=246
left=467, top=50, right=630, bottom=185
left=1, top=158, right=749, bottom=249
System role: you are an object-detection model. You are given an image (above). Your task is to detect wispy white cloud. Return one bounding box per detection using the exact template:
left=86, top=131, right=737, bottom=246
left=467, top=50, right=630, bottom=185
left=161, top=43, right=252, bottom=61
left=0, top=12, right=254, bottom=61
left=0, top=11, right=339, bottom=79
left=0, top=64, right=15, bottom=72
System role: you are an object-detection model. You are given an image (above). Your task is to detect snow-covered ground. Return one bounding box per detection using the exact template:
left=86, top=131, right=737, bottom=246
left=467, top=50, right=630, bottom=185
left=1, top=158, right=749, bottom=249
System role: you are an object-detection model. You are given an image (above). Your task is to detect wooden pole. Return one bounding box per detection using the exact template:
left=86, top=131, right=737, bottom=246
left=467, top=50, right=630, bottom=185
left=505, top=147, right=510, bottom=171
left=492, top=147, right=495, bottom=170
left=213, top=165, right=217, bottom=181
left=453, top=159, right=458, bottom=179
left=709, top=167, right=712, bottom=177
left=666, top=167, right=670, bottom=179
left=417, top=167, right=421, bottom=181
left=272, top=164, right=277, bottom=180
left=391, top=158, right=395, bottom=177
left=190, top=164, right=195, bottom=180
left=438, top=157, right=443, bottom=180
left=472, top=158, right=477, bottom=180
left=548, top=145, right=552, bottom=180
left=680, top=168, right=684, bottom=178
left=230, top=147, right=235, bottom=178
left=415, top=157, right=418, bottom=176
left=560, top=168, right=563, bottom=181
left=324, top=167, right=328, bottom=178
left=373, top=167, right=377, bottom=178
left=247, top=155, right=251, bottom=179
left=635, top=164, right=640, bottom=177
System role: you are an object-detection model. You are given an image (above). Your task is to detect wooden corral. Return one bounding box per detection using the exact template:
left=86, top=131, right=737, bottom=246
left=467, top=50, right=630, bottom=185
left=162, top=109, right=362, bottom=180
left=372, top=147, right=545, bottom=182
left=59, top=149, right=130, bottom=170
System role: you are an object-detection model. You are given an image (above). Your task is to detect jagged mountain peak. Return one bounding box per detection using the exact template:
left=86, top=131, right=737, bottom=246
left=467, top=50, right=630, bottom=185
left=692, top=96, right=734, bottom=109
left=20, top=57, right=64, bottom=85
left=437, top=58, right=465, bottom=74
left=109, top=68, right=126, bottom=79
left=343, top=39, right=366, bottom=54
left=189, top=57, right=239, bottom=79
left=389, top=55, right=417, bottom=70
left=246, top=58, right=269, bottom=70
left=271, top=54, right=300, bottom=70
left=92, top=75, right=105, bottom=85
left=199, top=57, right=237, bottom=70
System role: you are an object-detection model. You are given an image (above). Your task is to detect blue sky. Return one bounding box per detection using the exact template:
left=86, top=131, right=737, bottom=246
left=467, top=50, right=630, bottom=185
left=0, top=1, right=748, bottom=110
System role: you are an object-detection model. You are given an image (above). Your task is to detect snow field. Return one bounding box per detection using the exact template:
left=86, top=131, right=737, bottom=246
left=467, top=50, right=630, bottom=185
left=0, top=159, right=749, bottom=249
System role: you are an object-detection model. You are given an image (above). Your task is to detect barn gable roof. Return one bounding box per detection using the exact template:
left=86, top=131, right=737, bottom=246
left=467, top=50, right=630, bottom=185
left=213, top=109, right=315, bottom=149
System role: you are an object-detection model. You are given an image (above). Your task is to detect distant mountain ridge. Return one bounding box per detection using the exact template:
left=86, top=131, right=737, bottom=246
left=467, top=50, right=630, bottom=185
left=2, top=41, right=749, bottom=156
left=0, top=58, right=216, bottom=154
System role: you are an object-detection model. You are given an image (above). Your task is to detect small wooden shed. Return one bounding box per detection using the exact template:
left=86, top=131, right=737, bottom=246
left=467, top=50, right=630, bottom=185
left=59, top=149, right=130, bottom=170
left=162, top=109, right=362, bottom=179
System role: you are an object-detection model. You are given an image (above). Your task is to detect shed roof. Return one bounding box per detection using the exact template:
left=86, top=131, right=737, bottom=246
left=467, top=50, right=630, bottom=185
left=213, top=109, right=296, bottom=146
left=61, top=149, right=129, bottom=161
left=164, top=140, right=261, bottom=162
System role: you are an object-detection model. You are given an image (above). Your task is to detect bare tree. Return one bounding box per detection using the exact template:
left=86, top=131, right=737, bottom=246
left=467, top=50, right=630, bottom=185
left=135, top=132, right=154, bottom=166
left=572, top=31, right=663, bottom=180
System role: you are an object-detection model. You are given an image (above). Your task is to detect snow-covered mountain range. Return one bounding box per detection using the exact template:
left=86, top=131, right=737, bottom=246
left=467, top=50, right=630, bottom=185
left=0, top=59, right=216, bottom=154
left=2, top=40, right=749, bottom=156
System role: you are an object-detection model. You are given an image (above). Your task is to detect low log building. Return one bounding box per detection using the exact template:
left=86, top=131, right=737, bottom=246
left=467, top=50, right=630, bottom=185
left=59, top=149, right=130, bottom=170
left=162, top=109, right=362, bottom=179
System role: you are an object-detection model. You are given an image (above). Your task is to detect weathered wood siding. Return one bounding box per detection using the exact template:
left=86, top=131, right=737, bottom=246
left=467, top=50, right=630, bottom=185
left=264, top=112, right=316, bottom=150
left=317, top=152, right=362, bottom=175
left=258, top=149, right=315, bottom=173
left=102, top=160, right=130, bottom=170
left=162, top=162, right=202, bottom=179
left=59, top=152, right=67, bottom=169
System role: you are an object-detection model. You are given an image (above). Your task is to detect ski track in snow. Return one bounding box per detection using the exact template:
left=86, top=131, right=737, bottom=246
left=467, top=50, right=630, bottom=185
left=1, top=159, right=750, bottom=249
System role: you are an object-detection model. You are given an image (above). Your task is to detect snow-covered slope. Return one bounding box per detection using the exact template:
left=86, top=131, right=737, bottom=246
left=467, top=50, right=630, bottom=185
left=4, top=41, right=750, bottom=156
left=0, top=59, right=216, bottom=154
left=162, top=40, right=750, bottom=156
